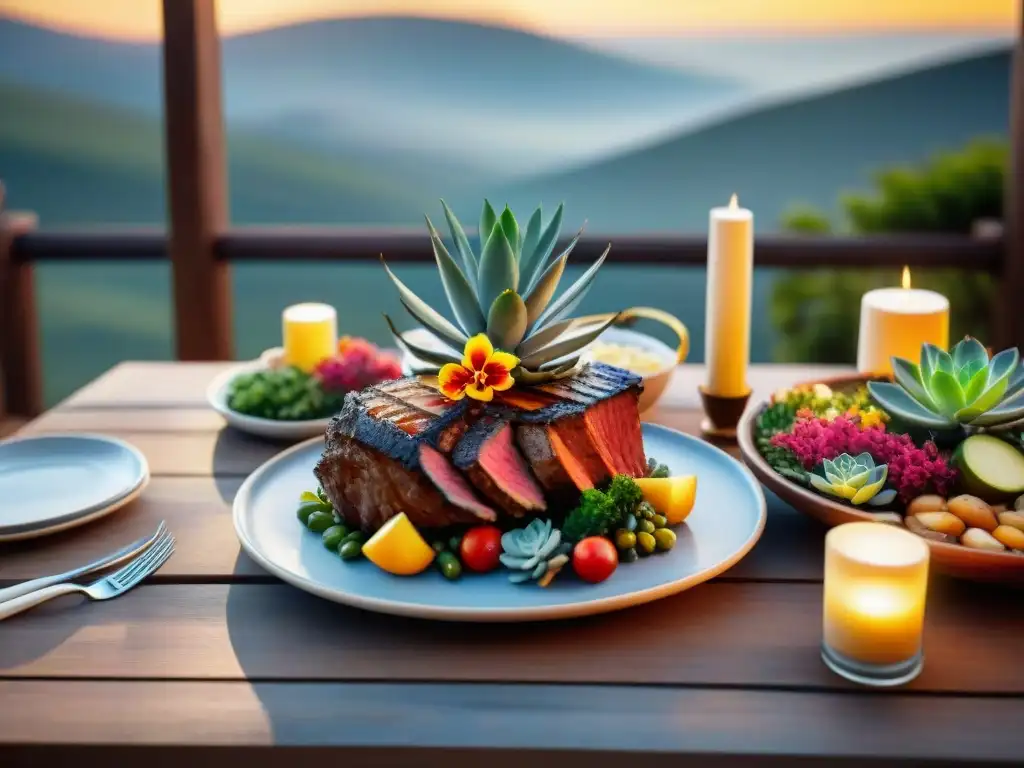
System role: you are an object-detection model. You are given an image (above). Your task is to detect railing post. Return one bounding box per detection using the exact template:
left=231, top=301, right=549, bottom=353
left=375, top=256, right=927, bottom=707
left=1000, top=1, right=1024, bottom=351
left=162, top=0, right=233, bottom=360
left=0, top=184, right=43, bottom=417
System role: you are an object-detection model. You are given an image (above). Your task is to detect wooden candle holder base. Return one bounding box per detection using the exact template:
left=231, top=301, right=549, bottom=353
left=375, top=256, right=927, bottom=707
left=699, top=386, right=751, bottom=441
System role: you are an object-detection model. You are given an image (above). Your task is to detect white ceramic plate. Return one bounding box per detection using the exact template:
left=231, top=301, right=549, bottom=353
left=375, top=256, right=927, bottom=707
left=207, top=361, right=332, bottom=441
left=0, top=434, right=150, bottom=541
left=233, top=424, right=766, bottom=622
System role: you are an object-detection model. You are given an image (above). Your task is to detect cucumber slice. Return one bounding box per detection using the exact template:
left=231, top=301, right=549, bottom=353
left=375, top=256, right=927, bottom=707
left=953, top=434, right=1024, bottom=502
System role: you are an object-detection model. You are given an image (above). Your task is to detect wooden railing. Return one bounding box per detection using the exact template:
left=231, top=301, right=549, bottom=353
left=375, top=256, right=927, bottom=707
left=1, top=0, right=1022, bottom=419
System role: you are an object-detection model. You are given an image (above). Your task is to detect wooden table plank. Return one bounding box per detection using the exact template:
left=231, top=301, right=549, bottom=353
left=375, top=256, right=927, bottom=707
left=0, top=475, right=826, bottom=583
left=1, top=679, right=1021, bottom=765
left=56, top=361, right=850, bottom=411
left=1, top=581, right=1019, bottom=694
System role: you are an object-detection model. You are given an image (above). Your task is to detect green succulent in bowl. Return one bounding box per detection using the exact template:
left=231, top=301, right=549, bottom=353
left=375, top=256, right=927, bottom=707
left=809, top=452, right=897, bottom=506
left=867, top=338, right=1024, bottom=431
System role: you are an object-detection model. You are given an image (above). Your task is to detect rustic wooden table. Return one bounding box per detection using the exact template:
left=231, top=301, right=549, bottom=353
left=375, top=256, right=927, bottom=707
left=1, top=362, right=1022, bottom=767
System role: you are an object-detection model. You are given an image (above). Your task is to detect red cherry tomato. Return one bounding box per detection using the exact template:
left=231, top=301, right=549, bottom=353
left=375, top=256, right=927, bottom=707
left=572, top=537, right=618, bottom=584
left=460, top=525, right=503, bottom=573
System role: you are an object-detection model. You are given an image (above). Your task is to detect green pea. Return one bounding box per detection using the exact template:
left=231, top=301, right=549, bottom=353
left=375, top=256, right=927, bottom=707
left=614, top=529, right=636, bottom=550
left=436, top=551, right=462, bottom=580
left=340, top=531, right=366, bottom=547
left=620, top=547, right=639, bottom=563
left=636, top=531, right=656, bottom=555
left=339, top=540, right=363, bottom=560
left=637, top=519, right=656, bottom=535
left=654, top=528, right=677, bottom=552
left=652, top=514, right=668, bottom=530
left=448, top=534, right=463, bottom=553
left=432, top=540, right=447, bottom=553
left=322, top=525, right=348, bottom=551
left=306, top=510, right=335, bottom=533
left=626, top=514, right=638, bottom=532
left=297, top=500, right=327, bottom=525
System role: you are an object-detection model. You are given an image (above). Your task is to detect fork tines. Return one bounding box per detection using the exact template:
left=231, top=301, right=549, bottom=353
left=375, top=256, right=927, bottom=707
left=107, top=528, right=175, bottom=588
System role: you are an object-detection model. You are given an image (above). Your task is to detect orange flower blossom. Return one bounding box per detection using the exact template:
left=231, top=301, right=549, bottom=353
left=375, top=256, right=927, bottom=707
left=438, top=334, right=519, bottom=402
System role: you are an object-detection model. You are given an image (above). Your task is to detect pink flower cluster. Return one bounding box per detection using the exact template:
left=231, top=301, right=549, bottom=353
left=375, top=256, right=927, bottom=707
left=771, top=416, right=957, bottom=502
left=314, top=337, right=402, bottom=392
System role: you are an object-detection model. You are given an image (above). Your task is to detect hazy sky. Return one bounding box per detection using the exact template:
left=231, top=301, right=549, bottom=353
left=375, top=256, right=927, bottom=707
left=0, top=0, right=1016, bottom=40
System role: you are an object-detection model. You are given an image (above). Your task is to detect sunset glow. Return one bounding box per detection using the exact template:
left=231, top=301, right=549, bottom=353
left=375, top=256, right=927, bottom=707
left=0, top=0, right=1016, bottom=41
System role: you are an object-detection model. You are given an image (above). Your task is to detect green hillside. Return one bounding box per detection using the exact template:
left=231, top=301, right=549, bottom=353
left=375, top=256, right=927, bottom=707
left=0, top=78, right=428, bottom=225
left=499, top=49, right=1010, bottom=232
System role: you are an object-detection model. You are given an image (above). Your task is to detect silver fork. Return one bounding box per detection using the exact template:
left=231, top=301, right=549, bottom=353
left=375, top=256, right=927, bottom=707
left=0, top=529, right=175, bottom=621
left=0, top=522, right=168, bottom=605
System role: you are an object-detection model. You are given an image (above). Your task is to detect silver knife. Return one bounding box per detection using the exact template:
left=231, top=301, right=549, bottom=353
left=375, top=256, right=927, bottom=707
left=0, top=521, right=167, bottom=604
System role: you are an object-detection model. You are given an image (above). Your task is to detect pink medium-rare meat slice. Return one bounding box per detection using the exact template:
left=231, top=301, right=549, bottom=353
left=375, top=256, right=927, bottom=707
left=514, top=423, right=579, bottom=500
left=512, top=362, right=645, bottom=491
left=453, top=418, right=546, bottom=517
left=584, top=391, right=646, bottom=478
left=418, top=443, right=498, bottom=521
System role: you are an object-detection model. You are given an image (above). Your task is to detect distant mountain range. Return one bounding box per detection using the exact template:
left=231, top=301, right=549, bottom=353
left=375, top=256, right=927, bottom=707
left=497, top=48, right=1010, bottom=232
left=0, top=17, right=742, bottom=178
left=0, top=44, right=1010, bottom=233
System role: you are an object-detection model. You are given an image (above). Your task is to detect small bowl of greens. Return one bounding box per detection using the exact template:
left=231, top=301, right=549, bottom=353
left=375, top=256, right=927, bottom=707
left=208, top=338, right=402, bottom=440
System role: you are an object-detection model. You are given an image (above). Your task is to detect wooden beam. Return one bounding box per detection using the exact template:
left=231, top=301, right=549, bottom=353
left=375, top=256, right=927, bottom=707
left=161, top=0, right=232, bottom=360
left=1000, top=1, right=1024, bottom=351
left=0, top=184, right=43, bottom=417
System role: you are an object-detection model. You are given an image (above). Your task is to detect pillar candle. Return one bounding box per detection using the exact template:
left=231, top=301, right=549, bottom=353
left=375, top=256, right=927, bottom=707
left=282, top=303, right=337, bottom=373
left=856, top=268, right=949, bottom=376
left=704, top=195, right=753, bottom=397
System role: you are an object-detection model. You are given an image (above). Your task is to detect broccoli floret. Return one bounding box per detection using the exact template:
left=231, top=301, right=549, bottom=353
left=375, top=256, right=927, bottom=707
left=562, top=475, right=643, bottom=542
left=562, top=489, right=616, bottom=542
left=607, top=474, right=643, bottom=521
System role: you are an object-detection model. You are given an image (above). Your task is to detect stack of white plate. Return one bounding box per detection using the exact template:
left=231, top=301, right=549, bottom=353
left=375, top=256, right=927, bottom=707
left=0, top=434, right=150, bottom=542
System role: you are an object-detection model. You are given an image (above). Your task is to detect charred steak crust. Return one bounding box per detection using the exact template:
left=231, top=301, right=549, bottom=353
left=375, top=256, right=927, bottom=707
left=314, top=363, right=645, bottom=532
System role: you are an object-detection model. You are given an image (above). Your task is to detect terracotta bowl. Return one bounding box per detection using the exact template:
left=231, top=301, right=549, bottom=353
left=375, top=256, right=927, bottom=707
left=736, top=373, right=1024, bottom=583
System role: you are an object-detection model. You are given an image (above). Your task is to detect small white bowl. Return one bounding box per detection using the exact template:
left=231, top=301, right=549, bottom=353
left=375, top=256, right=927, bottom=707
left=207, top=355, right=332, bottom=442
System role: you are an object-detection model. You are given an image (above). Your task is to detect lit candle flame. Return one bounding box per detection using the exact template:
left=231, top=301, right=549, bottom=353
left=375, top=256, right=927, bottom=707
left=729, top=194, right=739, bottom=210
left=901, top=266, right=911, bottom=290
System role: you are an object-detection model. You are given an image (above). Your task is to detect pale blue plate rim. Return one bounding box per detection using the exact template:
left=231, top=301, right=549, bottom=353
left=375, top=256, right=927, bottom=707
left=0, top=433, right=150, bottom=534
left=233, top=423, right=767, bottom=622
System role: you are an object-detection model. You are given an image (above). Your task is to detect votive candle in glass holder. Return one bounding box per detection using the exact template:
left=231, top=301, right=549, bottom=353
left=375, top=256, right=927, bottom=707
left=822, top=521, right=930, bottom=687
left=282, top=303, right=337, bottom=373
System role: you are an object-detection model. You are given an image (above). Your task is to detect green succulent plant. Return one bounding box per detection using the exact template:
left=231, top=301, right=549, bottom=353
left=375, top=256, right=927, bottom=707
left=809, top=452, right=897, bottom=506
left=499, top=518, right=571, bottom=584
left=867, top=338, right=1024, bottom=431
left=381, top=199, right=622, bottom=384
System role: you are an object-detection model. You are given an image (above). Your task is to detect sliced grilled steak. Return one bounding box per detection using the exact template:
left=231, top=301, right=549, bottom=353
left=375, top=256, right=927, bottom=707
left=314, top=386, right=495, bottom=532
left=453, top=417, right=546, bottom=517
left=510, top=363, right=644, bottom=493
left=314, top=362, right=645, bottom=534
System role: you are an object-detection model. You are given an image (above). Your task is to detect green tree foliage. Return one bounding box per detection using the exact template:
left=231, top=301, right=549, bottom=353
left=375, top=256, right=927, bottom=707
left=771, top=138, right=1004, bottom=363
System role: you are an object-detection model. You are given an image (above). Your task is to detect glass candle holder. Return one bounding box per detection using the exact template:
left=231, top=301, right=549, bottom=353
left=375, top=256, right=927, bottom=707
left=822, top=522, right=930, bottom=687
left=282, top=303, right=337, bottom=373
